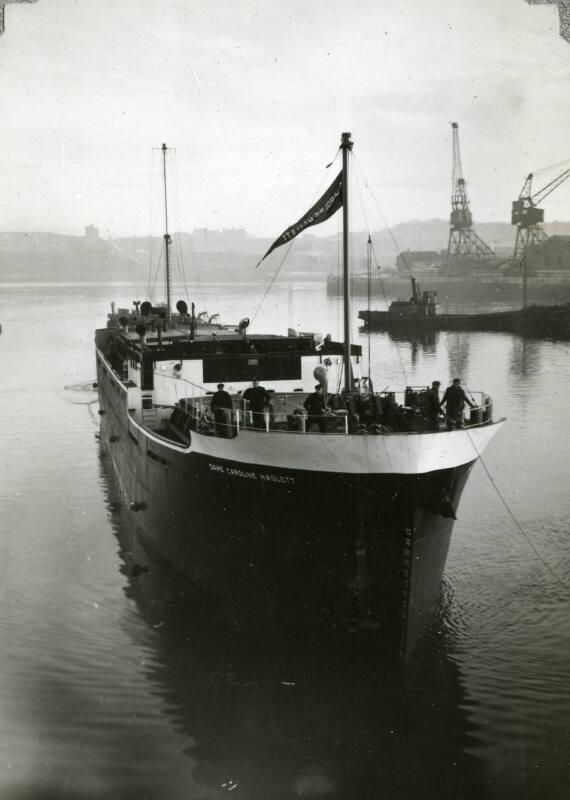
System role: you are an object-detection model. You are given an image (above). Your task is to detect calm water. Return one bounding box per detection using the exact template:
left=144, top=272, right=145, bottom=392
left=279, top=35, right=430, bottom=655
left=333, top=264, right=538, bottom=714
left=0, top=280, right=569, bottom=799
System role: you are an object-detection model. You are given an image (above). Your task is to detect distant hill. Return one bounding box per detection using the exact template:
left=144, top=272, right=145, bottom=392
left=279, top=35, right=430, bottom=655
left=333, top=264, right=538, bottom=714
left=2, top=220, right=570, bottom=282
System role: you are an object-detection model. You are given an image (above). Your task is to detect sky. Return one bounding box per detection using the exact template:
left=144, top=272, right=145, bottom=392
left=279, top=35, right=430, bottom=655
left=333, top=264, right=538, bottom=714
left=0, top=0, right=569, bottom=238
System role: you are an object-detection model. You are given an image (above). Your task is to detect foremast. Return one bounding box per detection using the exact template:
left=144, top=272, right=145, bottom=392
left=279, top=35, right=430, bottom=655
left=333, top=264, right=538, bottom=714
left=341, top=132, right=353, bottom=393
left=161, top=142, right=172, bottom=321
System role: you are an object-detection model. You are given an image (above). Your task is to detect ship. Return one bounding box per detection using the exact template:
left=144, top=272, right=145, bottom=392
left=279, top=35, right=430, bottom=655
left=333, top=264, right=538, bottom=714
left=359, top=277, right=570, bottom=338
left=95, top=134, right=504, bottom=658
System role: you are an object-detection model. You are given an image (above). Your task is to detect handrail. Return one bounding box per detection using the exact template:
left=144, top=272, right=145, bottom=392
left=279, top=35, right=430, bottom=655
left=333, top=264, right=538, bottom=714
left=169, top=389, right=494, bottom=438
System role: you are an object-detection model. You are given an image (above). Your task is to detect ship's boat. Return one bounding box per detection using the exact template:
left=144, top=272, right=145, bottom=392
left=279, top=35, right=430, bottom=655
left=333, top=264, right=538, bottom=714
left=95, top=134, right=504, bottom=658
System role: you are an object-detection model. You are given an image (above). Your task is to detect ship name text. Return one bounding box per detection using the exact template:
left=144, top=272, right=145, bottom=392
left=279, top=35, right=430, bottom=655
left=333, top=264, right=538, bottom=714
left=209, top=462, right=295, bottom=486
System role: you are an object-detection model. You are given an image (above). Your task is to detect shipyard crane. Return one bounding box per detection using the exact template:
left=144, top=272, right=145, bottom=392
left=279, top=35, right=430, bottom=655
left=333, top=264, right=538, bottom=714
left=512, top=167, right=570, bottom=262
left=0, top=1, right=39, bottom=36
left=523, top=1, right=570, bottom=46
left=444, top=122, right=495, bottom=273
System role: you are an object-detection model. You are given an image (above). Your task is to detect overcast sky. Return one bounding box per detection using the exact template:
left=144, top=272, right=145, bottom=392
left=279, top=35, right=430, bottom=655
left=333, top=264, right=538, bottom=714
left=0, top=0, right=569, bottom=238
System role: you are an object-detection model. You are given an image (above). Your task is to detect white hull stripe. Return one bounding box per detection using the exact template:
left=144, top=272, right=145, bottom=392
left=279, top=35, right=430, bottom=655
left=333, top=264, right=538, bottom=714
left=187, top=421, right=504, bottom=475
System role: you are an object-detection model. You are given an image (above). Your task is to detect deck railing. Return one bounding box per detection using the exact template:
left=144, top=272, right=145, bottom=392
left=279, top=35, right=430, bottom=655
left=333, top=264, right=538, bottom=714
left=161, top=389, right=494, bottom=439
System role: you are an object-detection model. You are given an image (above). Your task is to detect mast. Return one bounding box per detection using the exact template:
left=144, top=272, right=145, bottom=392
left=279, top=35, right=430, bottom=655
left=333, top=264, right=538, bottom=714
left=366, top=234, right=372, bottom=377
left=161, top=143, right=172, bottom=320
left=341, top=132, right=353, bottom=393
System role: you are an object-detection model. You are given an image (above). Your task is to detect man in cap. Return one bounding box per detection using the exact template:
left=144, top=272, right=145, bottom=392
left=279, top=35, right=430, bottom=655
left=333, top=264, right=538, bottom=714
left=210, top=383, right=233, bottom=435
left=243, top=378, right=271, bottom=428
left=303, top=384, right=329, bottom=432
left=210, top=383, right=233, bottom=413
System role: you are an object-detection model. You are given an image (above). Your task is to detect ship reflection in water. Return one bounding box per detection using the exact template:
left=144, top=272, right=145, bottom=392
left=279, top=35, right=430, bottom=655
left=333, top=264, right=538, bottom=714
left=100, top=444, right=487, bottom=800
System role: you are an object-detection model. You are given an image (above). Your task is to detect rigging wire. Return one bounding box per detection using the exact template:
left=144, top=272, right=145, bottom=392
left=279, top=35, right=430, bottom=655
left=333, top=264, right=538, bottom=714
left=170, top=149, right=193, bottom=304
left=336, top=210, right=342, bottom=342
left=352, top=154, right=415, bottom=278
left=142, top=145, right=197, bottom=310
left=343, top=184, right=355, bottom=395
left=529, top=156, right=570, bottom=178
left=366, top=234, right=372, bottom=378
left=145, top=145, right=157, bottom=300
left=351, top=163, right=408, bottom=383
left=151, top=366, right=228, bottom=398
left=350, top=155, right=559, bottom=579
left=251, top=155, right=342, bottom=327
left=325, top=146, right=341, bottom=170
left=249, top=240, right=296, bottom=326
left=352, top=153, right=480, bottom=395
left=148, top=146, right=170, bottom=303
left=466, top=431, right=568, bottom=590
left=148, top=249, right=164, bottom=304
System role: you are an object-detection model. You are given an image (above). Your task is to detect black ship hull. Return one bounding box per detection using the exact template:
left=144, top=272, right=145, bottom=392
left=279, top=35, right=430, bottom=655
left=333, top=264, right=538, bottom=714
left=359, top=306, right=570, bottom=338
left=97, top=356, right=476, bottom=657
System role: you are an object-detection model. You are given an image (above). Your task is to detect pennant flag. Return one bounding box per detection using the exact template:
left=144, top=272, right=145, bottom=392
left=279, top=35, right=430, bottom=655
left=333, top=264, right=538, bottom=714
left=257, top=171, right=343, bottom=266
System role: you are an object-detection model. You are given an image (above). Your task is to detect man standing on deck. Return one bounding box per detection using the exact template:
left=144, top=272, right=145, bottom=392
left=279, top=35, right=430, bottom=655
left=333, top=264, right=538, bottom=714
left=210, top=383, right=233, bottom=435
left=441, top=378, right=474, bottom=429
left=425, top=380, right=442, bottom=431
left=304, top=384, right=329, bottom=432
left=210, top=383, right=233, bottom=413
left=243, top=378, right=271, bottom=428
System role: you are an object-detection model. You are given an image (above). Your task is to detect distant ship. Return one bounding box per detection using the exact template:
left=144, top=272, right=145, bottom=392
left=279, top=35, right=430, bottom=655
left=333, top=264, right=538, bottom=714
left=95, top=135, right=504, bottom=658
left=359, top=277, right=570, bottom=338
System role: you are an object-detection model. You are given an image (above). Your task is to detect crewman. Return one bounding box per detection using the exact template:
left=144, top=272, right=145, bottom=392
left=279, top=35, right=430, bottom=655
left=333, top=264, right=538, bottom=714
left=243, top=378, right=271, bottom=428
left=303, top=384, right=329, bottom=432
left=441, top=378, right=474, bottom=429
left=425, top=380, right=442, bottom=431
left=210, top=383, right=233, bottom=435
left=210, top=383, right=233, bottom=413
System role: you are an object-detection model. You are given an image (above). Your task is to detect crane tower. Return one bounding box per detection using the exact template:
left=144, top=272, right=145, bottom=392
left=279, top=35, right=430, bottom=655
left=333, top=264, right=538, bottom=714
left=512, top=168, right=570, bottom=263
left=444, top=123, right=494, bottom=273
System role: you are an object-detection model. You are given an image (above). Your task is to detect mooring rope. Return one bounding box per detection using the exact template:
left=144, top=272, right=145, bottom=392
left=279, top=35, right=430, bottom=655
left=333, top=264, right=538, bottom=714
left=465, top=430, right=567, bottom=589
